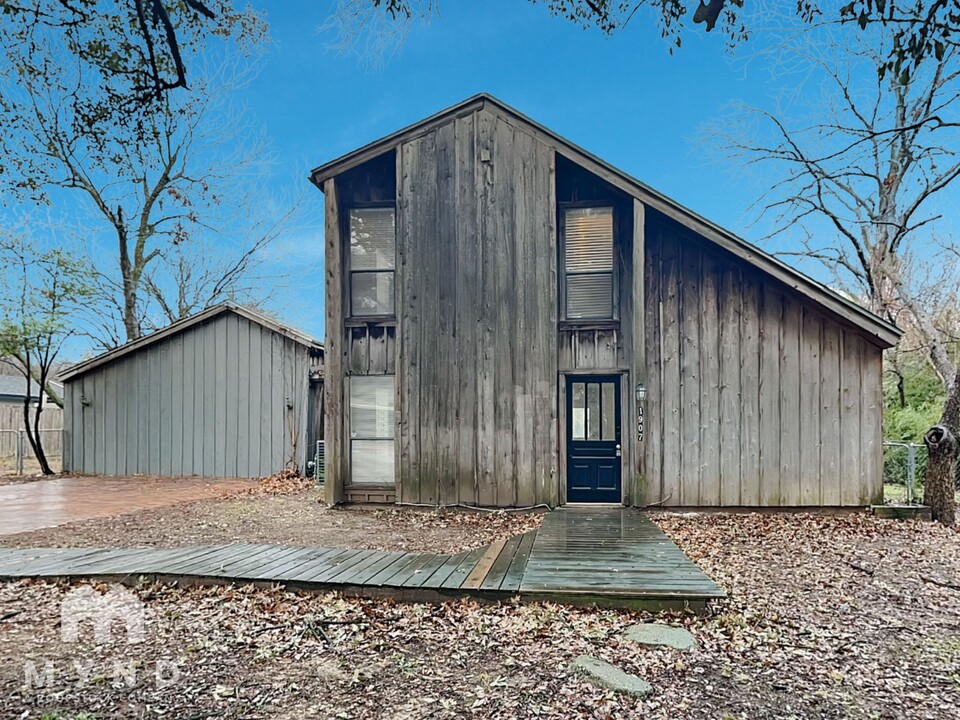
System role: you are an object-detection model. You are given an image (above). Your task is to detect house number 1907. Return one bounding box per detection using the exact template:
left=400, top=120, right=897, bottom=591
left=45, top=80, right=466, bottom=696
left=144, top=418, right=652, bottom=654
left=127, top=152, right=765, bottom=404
left=637, top=405, right=644, bottom=442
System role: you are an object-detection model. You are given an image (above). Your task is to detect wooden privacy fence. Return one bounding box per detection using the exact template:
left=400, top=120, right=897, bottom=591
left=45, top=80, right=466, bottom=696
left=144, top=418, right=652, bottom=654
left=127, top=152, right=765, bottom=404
left=0, top=406, right=63, bottom=474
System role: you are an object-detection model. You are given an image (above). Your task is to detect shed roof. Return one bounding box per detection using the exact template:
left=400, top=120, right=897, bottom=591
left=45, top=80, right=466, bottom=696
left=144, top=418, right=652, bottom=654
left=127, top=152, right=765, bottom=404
left=310, top=93, right=900, bottom=349
left=61, top=303, right=323, bottom=382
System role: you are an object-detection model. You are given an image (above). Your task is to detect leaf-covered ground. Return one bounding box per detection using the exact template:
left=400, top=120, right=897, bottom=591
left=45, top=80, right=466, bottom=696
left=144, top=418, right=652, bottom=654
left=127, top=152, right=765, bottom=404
left=0, top=486, right=544, bottom=555
left=0, top=512, right=958, bottom=719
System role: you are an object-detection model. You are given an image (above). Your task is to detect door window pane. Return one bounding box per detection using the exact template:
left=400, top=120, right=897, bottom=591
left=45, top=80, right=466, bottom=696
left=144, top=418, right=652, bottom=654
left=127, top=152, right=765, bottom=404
left=602, top=382, right=616, bottom=440
left=587, top=383, right=600, bottom=440
left=572, top=382, right=586, bottom=441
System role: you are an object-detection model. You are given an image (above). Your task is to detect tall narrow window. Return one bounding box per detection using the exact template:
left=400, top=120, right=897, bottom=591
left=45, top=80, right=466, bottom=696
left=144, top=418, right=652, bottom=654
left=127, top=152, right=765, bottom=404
left=563, top=207, right=614, bottom=319
left=350, top=208, right=395, bottom=317
left=350, top=376, right=395, bottom=486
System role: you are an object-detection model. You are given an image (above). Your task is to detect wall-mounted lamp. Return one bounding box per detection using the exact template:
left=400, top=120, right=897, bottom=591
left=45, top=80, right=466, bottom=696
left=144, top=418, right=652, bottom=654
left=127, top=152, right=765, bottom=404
left=285, top=396, right=294, bottom=410
left=80, top=394, right=90, bottom=407
left=635, top=383, right=647, bottom=402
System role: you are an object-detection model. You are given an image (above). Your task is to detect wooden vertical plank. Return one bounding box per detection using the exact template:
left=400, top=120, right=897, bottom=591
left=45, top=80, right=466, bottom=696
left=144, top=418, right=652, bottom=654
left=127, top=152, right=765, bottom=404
left=454, top=113, right=479, bottom=506
left=630, top=198, right=646, bottom=506
left=643, top=215, right=662, bottom=504
left=758, top=284, right=782, bottom=506
left=476, top=109, right=496, bottom=507
left=181, top=328, right=196, bottom=476
left=202, top=322, right=217, bottom=476
left=779, top=296, right=802, bottom=505
left=492, top=116, right=516, bottom=506
left=699, top=250, right=721, bottom=506
left=678, top=241, right=701, bottom=506
left=271, top=332, right=284, bottom=474
left=158, top=341, right=172, bottom=476
left=170, top=333, right=184, bottom=476
left=860, top=339, right=883, bottom=505
left=102, top=364, right=117, bottom=476
left=540, top=144, right=560, bottom=507
left=248, top=325, right=263, bottom=476
left=718, top=262, right=742, bottom=506
left=658, top=225, right=682, bottom=506
left=435, top=119, right=458, bottom=506
left=324, top=177, right=344, bottom=503
left=236, top=318, right=251, bottom=476
left=799, top=308, right=822, bottom=505
left=819, top=322, right=842, bottom=505
left=839, top=331, right=863, bottom=506
left=148, top=347, right=161, bottom=475
left=224, top=314, right=239, bottom=477
left=417, top=132, right=439, bottom=504
left=397, top=141, right=419, bottom=503
left=513, top=128, right=535, bottom=508
left=739, top=274, right=762, bottom=506
left=214, top=317, right=228, bottom=476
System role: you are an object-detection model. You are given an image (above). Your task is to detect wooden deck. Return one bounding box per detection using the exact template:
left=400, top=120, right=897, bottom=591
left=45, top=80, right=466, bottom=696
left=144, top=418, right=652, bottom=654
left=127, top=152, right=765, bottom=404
left=0, top=509, right=724, bottom=610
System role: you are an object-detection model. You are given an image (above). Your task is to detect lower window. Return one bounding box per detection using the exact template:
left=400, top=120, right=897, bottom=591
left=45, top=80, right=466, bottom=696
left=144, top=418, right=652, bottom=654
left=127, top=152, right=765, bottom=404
left=349, top=376, right=395, bottom=486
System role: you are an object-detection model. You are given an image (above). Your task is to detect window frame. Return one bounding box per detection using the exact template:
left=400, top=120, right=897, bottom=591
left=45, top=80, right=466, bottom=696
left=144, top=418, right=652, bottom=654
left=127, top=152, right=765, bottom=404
left=347, top=374, right=396, bottom=488
left=558, top=202, right=619, bottom=324
left=345, top=202, right=397, bottom=321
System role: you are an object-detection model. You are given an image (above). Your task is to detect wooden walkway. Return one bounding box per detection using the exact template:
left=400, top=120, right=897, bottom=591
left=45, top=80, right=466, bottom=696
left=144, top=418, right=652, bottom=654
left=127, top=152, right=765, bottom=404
left=0, top=509, right=724, bottom=610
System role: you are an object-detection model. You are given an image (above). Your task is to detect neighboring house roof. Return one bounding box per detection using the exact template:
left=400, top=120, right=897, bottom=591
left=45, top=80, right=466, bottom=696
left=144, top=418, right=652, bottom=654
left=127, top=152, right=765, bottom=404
left=310, top=93, right=901, bottom=349
left=0, top=375, right=64, bottom=401
left=61, top=302, right=323, bottom=382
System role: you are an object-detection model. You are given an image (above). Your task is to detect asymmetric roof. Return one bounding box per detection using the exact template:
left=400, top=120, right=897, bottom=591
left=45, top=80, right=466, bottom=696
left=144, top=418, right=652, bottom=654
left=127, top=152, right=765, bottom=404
left=310, top=93, right=900, bottom=348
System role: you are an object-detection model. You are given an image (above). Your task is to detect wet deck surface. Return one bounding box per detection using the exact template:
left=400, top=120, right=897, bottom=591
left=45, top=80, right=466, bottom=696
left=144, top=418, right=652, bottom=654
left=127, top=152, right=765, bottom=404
left=0, top=508, right=724, bottom=609
left=0, top=476, right=256, bottom=535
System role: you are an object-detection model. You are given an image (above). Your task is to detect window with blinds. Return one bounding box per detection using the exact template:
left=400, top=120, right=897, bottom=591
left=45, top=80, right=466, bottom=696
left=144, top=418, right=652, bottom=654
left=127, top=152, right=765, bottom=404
left=563, top=207, right=614, bottom=319
left=349, top=376, right=395, bottom=486
left=349, top=208, right=395, bottom=316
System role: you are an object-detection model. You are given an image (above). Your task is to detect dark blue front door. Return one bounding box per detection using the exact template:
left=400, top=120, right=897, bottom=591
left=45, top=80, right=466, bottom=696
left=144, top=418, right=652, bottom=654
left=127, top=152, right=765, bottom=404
left=566, top=376, right=622, bottom=503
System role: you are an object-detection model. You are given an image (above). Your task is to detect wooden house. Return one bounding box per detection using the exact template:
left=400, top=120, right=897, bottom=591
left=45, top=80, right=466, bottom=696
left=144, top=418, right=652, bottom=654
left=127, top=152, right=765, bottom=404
left=310, top=94, right=900, bottom=508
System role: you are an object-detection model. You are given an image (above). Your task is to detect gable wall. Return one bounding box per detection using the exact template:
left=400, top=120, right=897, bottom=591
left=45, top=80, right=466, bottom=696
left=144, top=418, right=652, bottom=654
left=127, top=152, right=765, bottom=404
left=395, top=107, right=559, bottom=506
left=643, top=210, right=883, bottom=506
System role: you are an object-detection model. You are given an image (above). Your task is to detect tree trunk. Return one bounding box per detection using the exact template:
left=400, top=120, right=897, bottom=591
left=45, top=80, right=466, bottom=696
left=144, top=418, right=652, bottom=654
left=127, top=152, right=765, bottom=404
left=923, top=368, right=960, bottom=526
left=22, top=396, right=53, bottom=476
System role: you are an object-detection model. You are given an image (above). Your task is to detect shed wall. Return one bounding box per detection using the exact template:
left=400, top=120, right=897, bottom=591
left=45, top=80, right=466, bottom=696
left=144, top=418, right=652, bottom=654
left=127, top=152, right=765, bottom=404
left=64, top=312, right=312, bottom=478
left=643, top=211, right=883, bottom=506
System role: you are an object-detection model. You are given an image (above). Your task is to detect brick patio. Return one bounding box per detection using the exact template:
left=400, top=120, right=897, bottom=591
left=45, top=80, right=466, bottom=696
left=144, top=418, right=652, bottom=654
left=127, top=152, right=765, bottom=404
left=0, top=476, right=257, bottom=536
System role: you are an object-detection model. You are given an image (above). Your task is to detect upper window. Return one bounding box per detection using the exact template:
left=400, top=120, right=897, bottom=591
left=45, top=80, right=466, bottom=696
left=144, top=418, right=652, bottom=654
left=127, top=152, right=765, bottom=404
left=349, top=207, right=395, bottom=317
left=563, top=207, right=614, bottom=320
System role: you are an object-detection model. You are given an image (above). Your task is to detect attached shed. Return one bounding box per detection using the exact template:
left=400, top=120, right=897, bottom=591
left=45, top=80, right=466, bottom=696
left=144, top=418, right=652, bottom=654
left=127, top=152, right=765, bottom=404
left=311, top=94, right=901, bottom=509
left=62, top=303, right=324, bottom=478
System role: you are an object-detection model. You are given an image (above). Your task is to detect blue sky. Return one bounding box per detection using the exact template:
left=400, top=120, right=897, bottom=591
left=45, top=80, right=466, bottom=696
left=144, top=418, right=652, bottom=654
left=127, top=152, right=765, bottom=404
left=244, top=0, right=789, bottom=340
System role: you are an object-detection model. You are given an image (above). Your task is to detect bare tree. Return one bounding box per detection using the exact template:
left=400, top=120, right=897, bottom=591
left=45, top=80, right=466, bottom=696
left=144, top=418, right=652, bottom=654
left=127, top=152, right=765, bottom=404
left=717, top=23, right=960, bottom=521
left=0, top=230, right=92, bottom=474
left=1, top=15, right=292, bottom=347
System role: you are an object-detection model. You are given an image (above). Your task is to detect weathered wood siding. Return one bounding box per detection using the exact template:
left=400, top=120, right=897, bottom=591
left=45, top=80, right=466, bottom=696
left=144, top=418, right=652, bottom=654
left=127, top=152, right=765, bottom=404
left=64, top=311, right=313, bottom=478
left=643, top=210, right=883, bottom=506
left=394, top=107, right=559, bottom=506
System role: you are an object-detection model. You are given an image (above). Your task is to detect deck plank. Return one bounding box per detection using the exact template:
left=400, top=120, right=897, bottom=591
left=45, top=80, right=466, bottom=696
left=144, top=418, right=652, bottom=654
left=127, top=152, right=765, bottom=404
left=0, top=509, right=724, bottom=608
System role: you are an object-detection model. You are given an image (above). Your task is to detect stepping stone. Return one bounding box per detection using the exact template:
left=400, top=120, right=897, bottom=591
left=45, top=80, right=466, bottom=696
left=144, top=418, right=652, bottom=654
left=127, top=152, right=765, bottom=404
left=571, top=655, right=652, bottom=697
left=623, top=623, right=695, bottom=650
